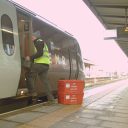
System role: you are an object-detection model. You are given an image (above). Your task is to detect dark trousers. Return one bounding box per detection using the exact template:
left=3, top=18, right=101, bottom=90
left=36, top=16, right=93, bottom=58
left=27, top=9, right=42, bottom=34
left=26, top=63, right=54, bottom=101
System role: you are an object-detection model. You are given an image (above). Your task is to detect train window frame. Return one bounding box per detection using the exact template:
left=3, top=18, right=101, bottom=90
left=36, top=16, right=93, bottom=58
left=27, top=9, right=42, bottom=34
left=1, top=14, right=15, bottom=56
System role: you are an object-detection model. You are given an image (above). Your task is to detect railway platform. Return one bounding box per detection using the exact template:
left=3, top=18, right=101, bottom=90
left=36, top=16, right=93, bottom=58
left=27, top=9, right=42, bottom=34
left=1, top=79, right=128, bottom=128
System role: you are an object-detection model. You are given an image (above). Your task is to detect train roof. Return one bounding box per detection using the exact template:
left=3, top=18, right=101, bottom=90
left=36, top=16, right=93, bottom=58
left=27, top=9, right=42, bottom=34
left=8, top=0, right=74, bottom=39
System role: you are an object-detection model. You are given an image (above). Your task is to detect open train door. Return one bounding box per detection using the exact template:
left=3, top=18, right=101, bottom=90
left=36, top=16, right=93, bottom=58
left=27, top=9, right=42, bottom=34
left=16, top=9, right=33, bottom=91
left=0, top=0, right=21, bottom=98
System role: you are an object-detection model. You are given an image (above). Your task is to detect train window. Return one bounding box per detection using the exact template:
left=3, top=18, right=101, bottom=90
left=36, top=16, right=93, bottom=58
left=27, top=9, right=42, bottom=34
left=1, top=14, right=15, bottom=56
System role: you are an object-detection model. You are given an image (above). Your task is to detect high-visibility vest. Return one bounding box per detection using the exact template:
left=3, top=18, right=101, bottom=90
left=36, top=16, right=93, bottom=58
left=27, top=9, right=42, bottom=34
left=34, top=43, right=51, bottom=64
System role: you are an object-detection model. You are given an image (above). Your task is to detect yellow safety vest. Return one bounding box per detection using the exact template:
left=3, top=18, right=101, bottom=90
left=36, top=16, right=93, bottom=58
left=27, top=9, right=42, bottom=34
left=34, top=43, right=51, bottom=64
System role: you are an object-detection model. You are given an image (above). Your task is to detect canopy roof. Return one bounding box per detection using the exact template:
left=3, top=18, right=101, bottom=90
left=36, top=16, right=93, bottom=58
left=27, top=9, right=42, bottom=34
left=83, top=0, right=128, bottom=57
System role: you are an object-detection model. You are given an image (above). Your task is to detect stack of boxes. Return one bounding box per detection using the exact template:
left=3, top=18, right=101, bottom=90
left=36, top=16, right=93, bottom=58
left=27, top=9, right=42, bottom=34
left=58, top=80, right=85, bottom=104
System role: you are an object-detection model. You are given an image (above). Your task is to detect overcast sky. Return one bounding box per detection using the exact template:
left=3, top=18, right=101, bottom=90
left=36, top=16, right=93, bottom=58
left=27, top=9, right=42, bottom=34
left=12, top=0, right=128, bottom=72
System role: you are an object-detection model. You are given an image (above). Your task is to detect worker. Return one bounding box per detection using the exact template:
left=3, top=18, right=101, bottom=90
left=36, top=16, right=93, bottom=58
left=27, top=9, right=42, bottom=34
left=25, top=31, right=55, bottom=104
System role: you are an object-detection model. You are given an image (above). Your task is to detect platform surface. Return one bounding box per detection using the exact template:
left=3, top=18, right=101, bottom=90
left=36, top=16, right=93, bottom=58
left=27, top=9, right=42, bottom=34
left=1, top=79, right=128, bottom=128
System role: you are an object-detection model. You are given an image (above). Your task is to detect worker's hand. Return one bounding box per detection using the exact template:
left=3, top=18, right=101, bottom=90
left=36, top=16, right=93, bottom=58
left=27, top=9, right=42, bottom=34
left=25, top=56, right=30, bottom=61
left=32, top=36, right=36, bottom=41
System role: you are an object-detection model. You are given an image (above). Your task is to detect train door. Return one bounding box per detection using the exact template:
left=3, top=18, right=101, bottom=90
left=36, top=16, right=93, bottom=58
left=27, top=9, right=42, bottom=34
left=16, top=10, right=33, bottom=89
left=0, top=1, right=21, bottom=98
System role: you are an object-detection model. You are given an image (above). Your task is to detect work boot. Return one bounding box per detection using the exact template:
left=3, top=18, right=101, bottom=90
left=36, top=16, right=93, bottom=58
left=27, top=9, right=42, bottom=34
left=27, top=92, right=38, bottom=104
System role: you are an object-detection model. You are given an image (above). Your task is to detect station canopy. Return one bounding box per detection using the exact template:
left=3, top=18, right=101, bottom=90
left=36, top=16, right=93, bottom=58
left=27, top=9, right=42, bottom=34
left=83, top=0, right=128, bottom=57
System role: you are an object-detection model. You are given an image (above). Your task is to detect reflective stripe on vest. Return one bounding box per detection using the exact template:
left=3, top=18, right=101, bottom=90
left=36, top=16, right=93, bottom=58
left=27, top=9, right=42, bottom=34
left=34, top=43, right=51, bottom=64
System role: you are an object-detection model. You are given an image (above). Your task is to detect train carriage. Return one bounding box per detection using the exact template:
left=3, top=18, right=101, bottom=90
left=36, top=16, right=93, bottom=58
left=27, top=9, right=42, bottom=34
left=0, top=0, right=85, bottom=100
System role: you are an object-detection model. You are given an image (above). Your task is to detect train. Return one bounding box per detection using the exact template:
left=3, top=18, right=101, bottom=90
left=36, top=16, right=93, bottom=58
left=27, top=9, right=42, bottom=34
left=0, top=0, right=85, bottom=101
